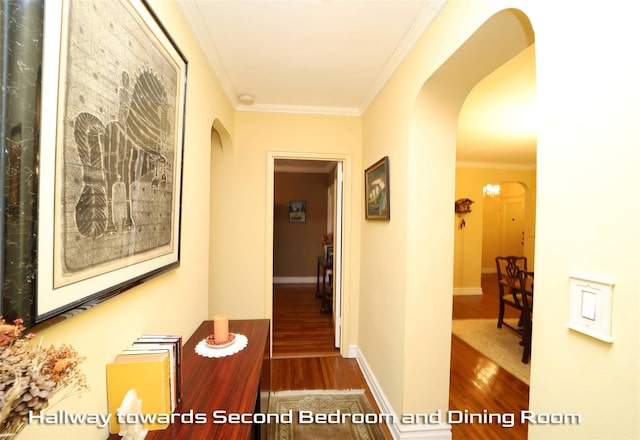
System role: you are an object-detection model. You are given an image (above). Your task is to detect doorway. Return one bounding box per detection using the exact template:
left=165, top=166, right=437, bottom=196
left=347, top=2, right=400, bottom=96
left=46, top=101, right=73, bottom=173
left=446, top=10, right=535, bottom=439
left=481, top=181, right=531, bottom=272
left=500, top=184, right=526, bottom=257
left=406, top=8, right=535, bottom=438
left=268, top=155, right=347, bottom=358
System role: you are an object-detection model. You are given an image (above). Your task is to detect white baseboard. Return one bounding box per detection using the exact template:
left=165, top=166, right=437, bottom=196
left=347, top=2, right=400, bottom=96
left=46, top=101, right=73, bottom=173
left=273, top=276, right=316, bottom=284
left=452, top=287, right=483, bottom=296
left=351, top=345, right=452, bottom=440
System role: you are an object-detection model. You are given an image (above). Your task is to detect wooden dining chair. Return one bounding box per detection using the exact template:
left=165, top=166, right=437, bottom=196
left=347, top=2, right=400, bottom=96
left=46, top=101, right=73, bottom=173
left=517, top=270, right=534, bottom=364
left=495, top=256, right=528, bottom=331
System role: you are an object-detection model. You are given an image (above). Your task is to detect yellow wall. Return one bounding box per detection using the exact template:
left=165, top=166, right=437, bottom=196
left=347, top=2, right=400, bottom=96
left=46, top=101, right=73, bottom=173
left=360, top=1, right=638, bottom=439
left=454, top=166, right=536, bottom=290
left=527, top=2, right=639, bottom=438
left=209, top=111, right=362, bottom=341
left=360, top=3, right=536, bottom=421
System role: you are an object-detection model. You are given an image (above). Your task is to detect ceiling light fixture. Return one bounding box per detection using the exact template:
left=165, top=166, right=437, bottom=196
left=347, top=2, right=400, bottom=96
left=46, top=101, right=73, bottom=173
left=483, top=184, right=500, bottom=198
left=237, top=93, right=255, bottom=105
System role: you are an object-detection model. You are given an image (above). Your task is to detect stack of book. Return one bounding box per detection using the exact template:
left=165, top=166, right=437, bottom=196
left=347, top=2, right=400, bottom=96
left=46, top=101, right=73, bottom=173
left=106, top=334, right=182, bottom=434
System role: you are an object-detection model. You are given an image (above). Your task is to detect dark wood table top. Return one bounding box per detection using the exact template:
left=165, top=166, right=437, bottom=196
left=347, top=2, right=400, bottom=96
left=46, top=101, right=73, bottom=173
left=108, top=319, right=270, bottom=440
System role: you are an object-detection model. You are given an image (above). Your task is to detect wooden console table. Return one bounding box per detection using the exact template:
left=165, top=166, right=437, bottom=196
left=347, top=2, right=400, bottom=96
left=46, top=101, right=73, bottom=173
left=107, top=319, right=270, bottom=440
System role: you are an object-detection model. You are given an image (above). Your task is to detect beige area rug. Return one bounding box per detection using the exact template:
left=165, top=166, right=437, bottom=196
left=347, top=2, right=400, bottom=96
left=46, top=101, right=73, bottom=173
left=268, top=390, right=387, bottom=440
left=452, top=319, right=530, bottom=385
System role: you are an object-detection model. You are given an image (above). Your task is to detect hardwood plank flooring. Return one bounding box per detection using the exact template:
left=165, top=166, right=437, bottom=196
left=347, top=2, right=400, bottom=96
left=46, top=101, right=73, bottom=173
left=271, top=356, right=393, bottom=439
left=449, top=273, right=530, bottom=439
left=272, top=283, right=339, bottom=358
left=271, top=356, right=366, bottom=391
left=271, top=275, right=529, bottom=439
left=452, top=273, right=521, bottom=320
left=449, top=335, right=530, bottom=439
left=272, top=284, right=392, bottom=438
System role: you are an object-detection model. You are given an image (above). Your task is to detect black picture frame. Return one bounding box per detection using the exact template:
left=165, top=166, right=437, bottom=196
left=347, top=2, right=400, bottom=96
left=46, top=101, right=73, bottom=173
left=289, top=201, right=306, bottom=223
left=1, top=0, right=188, bottom=330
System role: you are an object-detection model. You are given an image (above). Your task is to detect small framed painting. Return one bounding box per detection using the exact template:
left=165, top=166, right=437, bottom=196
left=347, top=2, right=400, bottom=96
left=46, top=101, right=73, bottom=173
left=289, top=201, right=306, bottom=223
left=365, top=156, right=390, bottom=220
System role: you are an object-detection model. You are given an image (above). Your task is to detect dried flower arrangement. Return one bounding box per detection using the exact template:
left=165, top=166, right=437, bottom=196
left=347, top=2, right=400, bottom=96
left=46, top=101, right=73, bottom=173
left=0, top=317, right=88, bottom=437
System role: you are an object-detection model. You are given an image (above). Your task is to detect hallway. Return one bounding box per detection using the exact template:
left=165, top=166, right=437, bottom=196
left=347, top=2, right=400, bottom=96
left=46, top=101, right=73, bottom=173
left=272, top=279, right=530, bottom=439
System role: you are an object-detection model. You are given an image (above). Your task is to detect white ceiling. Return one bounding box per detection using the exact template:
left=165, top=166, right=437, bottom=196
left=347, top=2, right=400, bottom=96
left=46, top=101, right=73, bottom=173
left=177, top=0, right=536, bottom=168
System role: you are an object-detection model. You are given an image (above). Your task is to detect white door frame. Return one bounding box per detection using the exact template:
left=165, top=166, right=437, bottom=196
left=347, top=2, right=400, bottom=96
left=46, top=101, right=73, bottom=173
left=333, top=161, right=343, bottom=347
left=265, top=152, right=351, bottom=357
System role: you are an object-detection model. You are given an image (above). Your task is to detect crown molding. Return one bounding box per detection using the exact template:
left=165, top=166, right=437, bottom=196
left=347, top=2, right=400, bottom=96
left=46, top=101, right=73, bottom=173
left=456, top=161, right=537, bottom=171
left=178, top=1, right=240, bottom=107
left=236, top=103, right=360, bottom=117
left=359, top=1, right=447, bottom=114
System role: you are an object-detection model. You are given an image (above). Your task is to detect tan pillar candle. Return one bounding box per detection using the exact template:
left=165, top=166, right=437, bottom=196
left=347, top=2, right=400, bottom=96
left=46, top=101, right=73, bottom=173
left=213, top=313, right=229, bottom=343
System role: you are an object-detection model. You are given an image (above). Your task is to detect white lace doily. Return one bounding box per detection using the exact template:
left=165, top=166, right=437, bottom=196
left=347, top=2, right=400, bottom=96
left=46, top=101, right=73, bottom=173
left=195, top=333, right=248, bottom=358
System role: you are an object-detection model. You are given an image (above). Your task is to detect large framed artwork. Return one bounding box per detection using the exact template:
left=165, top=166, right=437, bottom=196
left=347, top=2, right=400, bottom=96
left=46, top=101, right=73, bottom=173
left=15, top=0, right=187, bottom=328
left=364, top=156, right=390, bottom=220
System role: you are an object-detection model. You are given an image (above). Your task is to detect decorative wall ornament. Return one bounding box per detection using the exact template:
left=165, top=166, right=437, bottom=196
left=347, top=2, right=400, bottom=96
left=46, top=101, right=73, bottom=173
left=455, top=198, right=474, bottom=229
left=455, top=198, right=474, bottom=215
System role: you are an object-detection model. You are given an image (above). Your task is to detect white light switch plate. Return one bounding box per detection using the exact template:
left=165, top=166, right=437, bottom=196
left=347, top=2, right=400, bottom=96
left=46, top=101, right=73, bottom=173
left=567, top=275, right=614, bottom=343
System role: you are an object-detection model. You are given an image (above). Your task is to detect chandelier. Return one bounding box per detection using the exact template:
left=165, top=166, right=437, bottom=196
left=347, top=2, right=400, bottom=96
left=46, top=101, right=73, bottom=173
left=483, top=184, right=500, bottom=198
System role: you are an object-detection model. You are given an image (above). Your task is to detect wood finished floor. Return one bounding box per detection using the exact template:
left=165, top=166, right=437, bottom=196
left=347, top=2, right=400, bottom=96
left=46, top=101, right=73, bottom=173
left=272, top=283, right=339, bottom=358
left=272, top=284, right=392, bottom=439
left=271, top=275, right=529, bottom=439
left=450, top=274, right=529, bottom=439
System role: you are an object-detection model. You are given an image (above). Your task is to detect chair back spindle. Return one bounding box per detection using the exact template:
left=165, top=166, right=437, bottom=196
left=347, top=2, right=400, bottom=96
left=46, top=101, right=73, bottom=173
left=518, top=270, right=534, bottom=363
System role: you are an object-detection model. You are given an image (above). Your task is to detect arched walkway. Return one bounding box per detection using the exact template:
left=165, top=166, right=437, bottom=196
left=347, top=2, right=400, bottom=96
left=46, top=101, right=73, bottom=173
left=404, top=8, right=535, bottom=436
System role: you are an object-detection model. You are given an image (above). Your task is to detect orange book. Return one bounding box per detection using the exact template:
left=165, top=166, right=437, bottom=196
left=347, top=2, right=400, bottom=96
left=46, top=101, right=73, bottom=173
left=106, top=352, right=171, bottom=433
